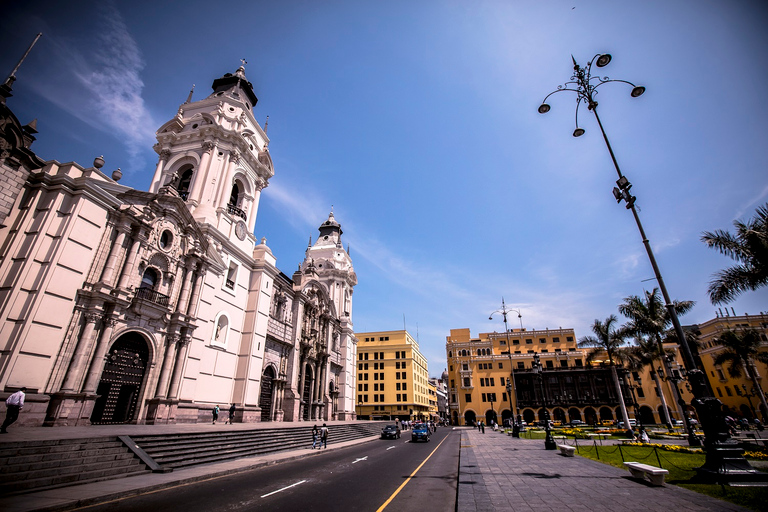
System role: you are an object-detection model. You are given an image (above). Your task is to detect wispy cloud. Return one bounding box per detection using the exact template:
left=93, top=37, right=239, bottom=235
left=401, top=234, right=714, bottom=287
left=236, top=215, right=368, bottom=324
left=735, top=184, right=768, bottom=219
left=28, top=2, right=155, bottom=174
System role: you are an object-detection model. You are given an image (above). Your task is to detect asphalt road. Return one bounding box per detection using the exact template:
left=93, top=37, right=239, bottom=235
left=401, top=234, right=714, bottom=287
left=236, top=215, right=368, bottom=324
left=80, top=426, right=459, bottom=512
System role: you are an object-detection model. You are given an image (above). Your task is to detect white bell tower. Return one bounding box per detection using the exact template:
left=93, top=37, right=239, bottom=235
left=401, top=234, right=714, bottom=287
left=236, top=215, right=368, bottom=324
left=149, top=65, right=274, bottom=247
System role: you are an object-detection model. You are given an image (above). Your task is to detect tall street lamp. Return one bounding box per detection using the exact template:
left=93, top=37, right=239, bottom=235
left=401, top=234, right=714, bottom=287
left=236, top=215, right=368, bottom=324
left=538, top=53, right=763, bottom=481
left=489, top=298, right=523, bottom=436
left=532, top=353, right=557, bottom=450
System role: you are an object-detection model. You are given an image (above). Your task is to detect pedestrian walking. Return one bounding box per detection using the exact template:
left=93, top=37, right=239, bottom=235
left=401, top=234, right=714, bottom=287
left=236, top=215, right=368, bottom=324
left=225, top=403, right=236, bottom=424
left=320, top=423, right=329, bottom=448
left=312, top=425, right=320, bottom=449
left=480, top=420, right=485, bottom=434
left=1, top=387, right=26, bottom=434
left=212, top=404, right=219, bottom=424
left=639, top=429, right=650, bottom=444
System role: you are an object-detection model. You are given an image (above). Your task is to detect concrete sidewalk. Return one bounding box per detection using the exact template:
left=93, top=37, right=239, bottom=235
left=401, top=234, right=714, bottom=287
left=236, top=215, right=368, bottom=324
left=457, top=428, right=749, bottom=512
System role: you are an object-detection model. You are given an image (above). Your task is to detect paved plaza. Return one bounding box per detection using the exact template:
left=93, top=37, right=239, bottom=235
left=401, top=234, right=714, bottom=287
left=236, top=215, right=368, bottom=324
left=458, top=428, right=749, bottom=512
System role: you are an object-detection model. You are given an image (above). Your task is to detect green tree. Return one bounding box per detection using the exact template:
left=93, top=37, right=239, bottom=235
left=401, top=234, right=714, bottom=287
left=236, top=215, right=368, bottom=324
left=625, top=337, right=676, bottom=427
left=702, top=203, right=768, bottom=305
left=578, top=315, right=633, bottom=433
left=619, top=289, right=695, bottom=428
left=713, top=329, right=768, bottom=420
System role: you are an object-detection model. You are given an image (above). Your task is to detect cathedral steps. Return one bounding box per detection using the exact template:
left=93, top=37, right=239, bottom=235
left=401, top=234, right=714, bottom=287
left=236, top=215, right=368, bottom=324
left=0, top=422, right=387, bottom=494
left=130, top=422, right=387, bottom=470
left=0, top=437, right=149, bottom=494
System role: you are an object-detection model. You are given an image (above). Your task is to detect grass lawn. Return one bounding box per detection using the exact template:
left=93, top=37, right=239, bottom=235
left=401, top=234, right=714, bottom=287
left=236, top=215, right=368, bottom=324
left=574, top=443, right=768, bottom=511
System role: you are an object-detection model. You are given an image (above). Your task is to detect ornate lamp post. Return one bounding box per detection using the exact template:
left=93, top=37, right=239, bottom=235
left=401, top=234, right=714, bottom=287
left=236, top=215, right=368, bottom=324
left=532, top=353, right=557, bottom=450
left=489, top=298, right=523, bottom=436
left=538, top=54, right=764, bottom=481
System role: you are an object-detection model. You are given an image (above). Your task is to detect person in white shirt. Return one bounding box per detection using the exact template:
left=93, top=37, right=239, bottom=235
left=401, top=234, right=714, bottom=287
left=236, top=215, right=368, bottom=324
left=2, top=387, right=26, bottom=434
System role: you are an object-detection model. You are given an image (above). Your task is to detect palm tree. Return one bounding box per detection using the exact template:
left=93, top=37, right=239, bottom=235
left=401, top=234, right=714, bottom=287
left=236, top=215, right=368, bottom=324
left=625, top=337, right=676, bottom=427
left=619, top=289, right=695, bottom=428
left=713, top=329, right=768, bottom=421
left=578, top=315, right=633, bottom=434
left=702, top=202, right=768, bottom=305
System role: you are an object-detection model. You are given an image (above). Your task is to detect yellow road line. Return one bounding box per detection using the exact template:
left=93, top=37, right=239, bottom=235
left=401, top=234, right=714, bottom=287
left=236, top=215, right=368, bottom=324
left=375, top=433, right=451, bottom=512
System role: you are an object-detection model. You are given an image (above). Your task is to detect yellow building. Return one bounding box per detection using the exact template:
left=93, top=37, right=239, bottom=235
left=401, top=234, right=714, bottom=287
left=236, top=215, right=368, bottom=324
left=445, top=312, right=768, bottom=428
left=446, top=327, right=597, bottom=426
left=694, top=312, right=768, bottom=419
left=427, top=380, right=438, bottom=419
left=445, top=326, right=691, bottom=428
left=355, top=330, right=431, bottom=421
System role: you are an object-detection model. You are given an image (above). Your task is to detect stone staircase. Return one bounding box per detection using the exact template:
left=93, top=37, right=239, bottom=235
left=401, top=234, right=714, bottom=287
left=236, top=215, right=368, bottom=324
left=0, top=422, right=387, bottom=494
left=130, top=421, right=386, bottom=470
left=0, top=437, right=149, bottom=494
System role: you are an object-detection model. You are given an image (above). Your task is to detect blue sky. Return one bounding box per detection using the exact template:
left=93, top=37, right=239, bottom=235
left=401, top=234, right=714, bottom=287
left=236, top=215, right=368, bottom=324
left=2, top=0, right=767, bottom=377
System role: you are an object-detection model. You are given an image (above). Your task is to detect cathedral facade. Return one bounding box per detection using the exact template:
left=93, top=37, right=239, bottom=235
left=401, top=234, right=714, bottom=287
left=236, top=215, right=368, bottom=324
left=0, top=66, right=358, bottom=426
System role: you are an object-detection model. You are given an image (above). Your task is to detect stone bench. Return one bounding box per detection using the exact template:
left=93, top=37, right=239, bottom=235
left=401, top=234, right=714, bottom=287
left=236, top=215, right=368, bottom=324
left=557, top=444, right=575, bottom=457
left=623, top=462, right=668, bottom=486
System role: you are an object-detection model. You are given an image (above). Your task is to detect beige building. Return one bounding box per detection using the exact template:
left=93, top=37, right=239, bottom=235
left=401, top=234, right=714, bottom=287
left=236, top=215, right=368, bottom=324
left=446, top=326, right=694, bottom=428
left=0, top=66, right=358, bottom=427
left=354, top=330, right=430, bottom=421
left=694, top=311, right=768, bottom=420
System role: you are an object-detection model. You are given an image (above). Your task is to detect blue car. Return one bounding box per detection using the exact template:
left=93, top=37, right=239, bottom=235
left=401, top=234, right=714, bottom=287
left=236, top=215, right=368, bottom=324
left=411, top=423, right=430, bottom=442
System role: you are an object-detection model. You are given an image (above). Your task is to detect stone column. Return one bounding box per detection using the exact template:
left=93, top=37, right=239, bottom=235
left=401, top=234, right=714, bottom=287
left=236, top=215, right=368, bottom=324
left=186, top=267, right=205, bottom=316
left=167, top=337, right=191, bottom=400
left=176, top=262, right=196, bottom=314
left=116, top=230, right=143, bottom=290
left=100, top=226, right=128, bottom=286
left=216, top=151, right=240, bottom=207
left=297, top=359, right=307, bottom=420
left=190, top=142, right=215, bottom=204
left=154, top=334, right=179, bottom=398
left=317, top=359, right=327, bottom=420
left=150, top=149, right=171, bottom=193
left=82, top=316, right=118, bottom=394
left=309, top=362, right=318, bottom=420
left=247, top=185, right=263, bottom=233
left=60, top=312, right=102, bottom=392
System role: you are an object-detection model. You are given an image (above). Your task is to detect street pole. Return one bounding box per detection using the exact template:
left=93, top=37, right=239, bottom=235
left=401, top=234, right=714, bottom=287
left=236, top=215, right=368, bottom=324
left=538, top=53, right=766, bottom=482
left=490, top=298, right=523, bottom=436
left=533, top=353, right=557, bottom=450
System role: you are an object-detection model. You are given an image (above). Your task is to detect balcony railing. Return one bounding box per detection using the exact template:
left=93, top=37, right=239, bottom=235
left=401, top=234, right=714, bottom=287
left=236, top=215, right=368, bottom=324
left=227, top=204, right=246, bottom=219
left=134, top=287, right=170, bottom=306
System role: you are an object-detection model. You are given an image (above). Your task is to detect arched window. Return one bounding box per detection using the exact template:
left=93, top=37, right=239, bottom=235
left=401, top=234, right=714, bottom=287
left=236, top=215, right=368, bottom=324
left=175, top=165, right=194, bottom=200
left=140, top=268, right=158, bottom=290
left=477, top=349, right=482, bottom=356
left=227, top=181, right=246, bottom=219
left=229, top=182, right=240, bottom=207
left=448, top=351, right=452, bottom=358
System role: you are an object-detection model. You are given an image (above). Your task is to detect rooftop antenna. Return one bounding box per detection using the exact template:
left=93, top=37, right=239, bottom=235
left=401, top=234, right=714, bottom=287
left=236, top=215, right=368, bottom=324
left=263, top=115, right=269, bottom=134
left=3, top=32, right=42, bottom=94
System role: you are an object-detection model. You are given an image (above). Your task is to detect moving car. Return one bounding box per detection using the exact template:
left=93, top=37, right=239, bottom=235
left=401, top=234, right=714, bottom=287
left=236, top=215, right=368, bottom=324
left=569, top=420, right=584, bottom=427
left=411, top=423, right=430, bottom=442
left=381, top=424, right=401, bottom=439
left=617, top=419, right=637, bottom=428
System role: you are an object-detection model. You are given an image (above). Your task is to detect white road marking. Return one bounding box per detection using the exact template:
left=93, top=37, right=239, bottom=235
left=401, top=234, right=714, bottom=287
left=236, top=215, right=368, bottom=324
left=387, top=446, right=396, bottom=450
left=352, top=456, right=368, bottom=464
left=261, top=480, right=307, bottom=498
